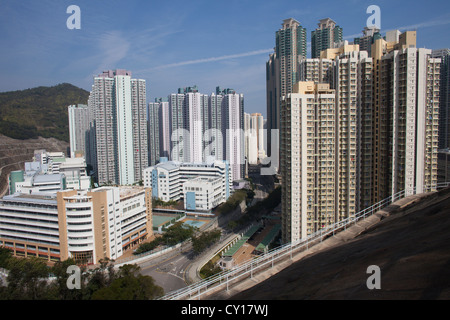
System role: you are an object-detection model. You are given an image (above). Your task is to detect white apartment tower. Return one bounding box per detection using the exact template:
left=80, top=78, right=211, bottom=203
left=169, top=92, right=187, bottom=162
left=208, top=91, right=225, bottom=162
left=89, top=69, right=147, bottom=186
left=223, top=92, right=245, bottom=181
left=381, top=47, right=440, bottom=196
left=147, top=101, right=161, bottom=166
left=131, top=78, right=148, bottom=183
left=185, top=90, right=207, bottom=163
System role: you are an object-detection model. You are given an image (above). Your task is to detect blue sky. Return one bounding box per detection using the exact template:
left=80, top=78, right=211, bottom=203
left=1, top=0, right=450, bottom=116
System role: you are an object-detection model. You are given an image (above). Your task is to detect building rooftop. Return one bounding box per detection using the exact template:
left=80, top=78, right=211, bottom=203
left=32, top=174, right=64, bottom=184
left=118, top=186, right=145, bottom=199
left=186, top=176, right=221, bottom=184
left=2, top=192, right=57, bottom=205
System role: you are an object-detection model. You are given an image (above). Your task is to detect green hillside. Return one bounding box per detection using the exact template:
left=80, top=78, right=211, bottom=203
left=0, top=83, right=90, bottom=142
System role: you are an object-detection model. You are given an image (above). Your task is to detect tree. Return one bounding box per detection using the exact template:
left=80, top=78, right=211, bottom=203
left=191, top=229, right=222, bottom=255
left=83, top=258, right=116, bottom=299
left=48, top=258, right=86, bottom=300
left=91, top=264, right=163, bottom=300
left=134, top=222, right=195, bottom=255
left=0, top=247, right=13, bottom=268
left=4, top=257, right=51, bottom=300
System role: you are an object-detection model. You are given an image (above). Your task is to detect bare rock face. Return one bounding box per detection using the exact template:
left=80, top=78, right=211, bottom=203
left=232, top=188, right=450, bottom=300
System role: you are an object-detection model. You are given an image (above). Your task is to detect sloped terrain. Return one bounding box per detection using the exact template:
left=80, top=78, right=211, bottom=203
left=0, top=83, right=89, bottom=142
left=0, top=134, right=69, bottom=196
left=232, top=187, right=450, bottom=300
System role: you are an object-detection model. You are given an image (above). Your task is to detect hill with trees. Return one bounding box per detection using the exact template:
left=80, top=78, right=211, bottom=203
left=0, top=83, right=89, bottom=142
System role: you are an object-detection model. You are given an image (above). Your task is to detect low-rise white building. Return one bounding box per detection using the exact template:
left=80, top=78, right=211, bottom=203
left=9, top=151, right=91, bottom=195
left=184, top=176, right=223, bottom=213
left=143, top=158, right=232, bottom=206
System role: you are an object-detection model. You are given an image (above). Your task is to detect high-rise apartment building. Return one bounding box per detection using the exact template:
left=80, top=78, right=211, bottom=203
left=88, top=69, right=148, bottom=186
left=432, top=49, right=450, bottom=149
left=380, top=47, right=440, bottom=196
left=335, top=50, right=374, bottom=213
left=167, top=86, right=208, bottom=163
left=277, top=18, right=307, bottom=96
left=266, top=52, right=280, bottom=160
left=301, top=43, right=374, bottom=211
left=223, top=92, right=245, bottom=181
left=130, top=78, right=148, bottom=184
left=311, top=18, right=343, bottom=59
left=281, top=82, right=336, bottom=242
left=244, top=112, right=255, bottom=166
left=370, top=31, right=440, bottom=200
left=169, top=91, right=188, bottom=162
left=266, top=18, right=307, bottom=163
left=299, top=58, right=334, bottom=85
left=147, top=100, right=161, bottom=166
left=86, top=91, right=97, bottom=179
left=185, top=88, right=208, bottom=163
left=280, top=27, right=440, bottom=244
left=68, top=104, right=89, bottom=158
left=208, top=89, right=225, bottom=161
left=157, top=86, right=244, bottom=181
left=158, top=99, right=171, bottom=160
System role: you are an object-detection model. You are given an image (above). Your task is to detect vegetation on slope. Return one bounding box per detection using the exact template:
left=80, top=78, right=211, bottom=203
left=0, top=83, right=89, bottom=142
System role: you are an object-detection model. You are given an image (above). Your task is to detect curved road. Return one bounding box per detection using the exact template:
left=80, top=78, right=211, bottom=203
left=138, top=243, right=196, bottom=294
left=137, top=173, right=273, bottom=295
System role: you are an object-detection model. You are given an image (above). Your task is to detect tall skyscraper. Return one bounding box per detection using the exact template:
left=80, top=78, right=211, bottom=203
left=68, top=104, right=89, bottom=158
left=167, top=85, right=208, bottom=163
left=158, top=98, right=171, bottom=160
left=86, top=89, right=97, bottom=179
left=281, top=82, right=336, bottom=242
left=88, top=69, right=147, bottom=185
left=280, top=29, right=440, bottom=244
left=277, top=18, right=307, bottom=96
left=209, top=90, right=225, bottom=161
left=223, top=91, right=245, bottom=181
left=311, top=18, right=343, bottom=59
left=169, top=91, right=188, bottom=162
left=130, top=78, right=148, bottom=183
left=185, top=88, right=207, bottom=163
left=380, top=47, right=440, bottom=197
left=147, top=100, right=161, bottom=166
left=266, top=52, right=279, bottom=161
left=334, top=50, right=374, bottom=215
left=432, top=49, right=450, bottom=149
left=301, top=43, right=374, bottom=211
left=266, top=18, right=307, bottom=168
left=158, top=86, right=244, bottom=181
left=370, top=30, right=440, bottom=200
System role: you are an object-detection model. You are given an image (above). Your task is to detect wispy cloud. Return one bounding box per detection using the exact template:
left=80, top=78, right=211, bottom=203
left=141, top=15, right=450, bottom=75
left=389, top=17, right=450, bottom=31
left=142, top=48, right=274, bottom=72
left=344, top=17, right=450, bottom=40
left=95, top=30, right=131, bottom=73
